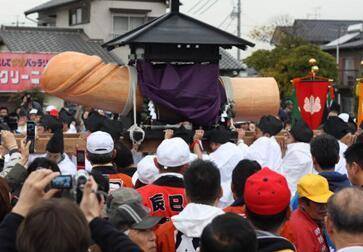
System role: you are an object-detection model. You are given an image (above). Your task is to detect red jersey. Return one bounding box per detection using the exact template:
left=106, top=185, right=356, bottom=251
left=282, top=208, right=328, bottom=252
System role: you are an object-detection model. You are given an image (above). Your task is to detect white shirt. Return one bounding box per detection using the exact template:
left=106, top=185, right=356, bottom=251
left=245, top=136, right=282, bottom=171
left=58, top=154, right=77, bottom=175
left=338, top=246, right=363, bottom=252
left=280, top=142, right=313, bottom=196
left=28, top=153, right=77, bottom=175
left=336, top=141, right=348, bottom=175
left=209, top=142, right=244, bottom=208
left=65, top=123, right=77, bottom=134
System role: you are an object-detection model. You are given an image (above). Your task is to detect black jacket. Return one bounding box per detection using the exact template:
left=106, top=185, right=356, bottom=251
left=0, top=213, right=23, bottom=252
left=257, top=230, right=296, bottom=252
left=90, top=218, right=141, bottom=252
left=0, top=213, right=141, bottom=252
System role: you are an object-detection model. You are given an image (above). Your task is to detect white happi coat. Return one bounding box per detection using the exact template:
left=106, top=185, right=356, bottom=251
left=245, top=136, right=282, bottom=171
left=209, top=142, right=245, bottom=208
left=280, top=142, right=313, bottom=196
left=335, top=141, right=348, bottom=175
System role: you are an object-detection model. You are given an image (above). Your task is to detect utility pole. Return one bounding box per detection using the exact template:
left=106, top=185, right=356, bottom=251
left=237, top=0, right=241, bottom=61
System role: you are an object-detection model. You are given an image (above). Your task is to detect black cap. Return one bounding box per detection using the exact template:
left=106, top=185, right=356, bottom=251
left=109, top=202, right=162, bottom=231
left=59, top=108, right=75, bottom=126
left=46, top=130, right=64, bottom=154
left=84, top=111, right=105, bottom=132
left=257, top=115, right=283, bottom=136
left=206, top=127, right=231, bottom=144
left=40, top=115, right=63, bottom=133
left=290, top=120, right=313, bottom=143
left=173, top=125, right=193, bottom=145
left=324, top=116, right=350, bottom=140
left=85, top=111, right=123, bottom=140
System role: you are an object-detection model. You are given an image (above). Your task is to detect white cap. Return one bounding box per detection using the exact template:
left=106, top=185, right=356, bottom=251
left=338, top=113, right=349, bottom=123
left=87, top=131, right=114, bottom=154
left=29, top=109, right=38, bottom=114
left=46, top=105, right=57, bottom=112
left=156, top=137, right=190, bottom=168
left=132, top=155, right=159, bottom=185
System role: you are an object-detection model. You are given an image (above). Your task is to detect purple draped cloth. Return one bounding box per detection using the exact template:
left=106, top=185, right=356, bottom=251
left=137, top=61, right=226, bottom=126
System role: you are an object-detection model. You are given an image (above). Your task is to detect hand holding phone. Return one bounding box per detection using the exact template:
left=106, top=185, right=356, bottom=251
left=26, top=121, right=36, bottom=153
left=76, top=150, right=86, bottom=170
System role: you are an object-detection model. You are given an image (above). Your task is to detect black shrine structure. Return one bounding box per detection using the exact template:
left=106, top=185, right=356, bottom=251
left=102, top=0, right=255, bottom=147
left=102, top=0, right=255, bottom=63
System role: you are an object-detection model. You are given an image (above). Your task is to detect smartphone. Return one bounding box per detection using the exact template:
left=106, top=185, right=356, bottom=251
left=76, top=150, right=86, bottom=170
left=51, top=175, right=73, bottom=189
left=26, top=121, right=36, bottom=153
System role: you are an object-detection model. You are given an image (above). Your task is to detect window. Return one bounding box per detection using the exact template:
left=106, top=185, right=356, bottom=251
left=342, top=58, right=358, bottom=86
left=112, top=15, right=145, bottom=37
left=69, top=7, right=83, bottom=25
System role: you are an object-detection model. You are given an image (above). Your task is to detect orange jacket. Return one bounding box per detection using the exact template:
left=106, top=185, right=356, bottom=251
left=137, top=185, right=187, bottom=218
left=108, top=173, right=133, bottom=189
left=155, top=221, right=176, bottom=252
left=223, top=205, right=246, bottom=216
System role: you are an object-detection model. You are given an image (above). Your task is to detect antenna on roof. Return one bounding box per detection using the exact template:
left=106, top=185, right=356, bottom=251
left=170, top=0, right=180, bottom=13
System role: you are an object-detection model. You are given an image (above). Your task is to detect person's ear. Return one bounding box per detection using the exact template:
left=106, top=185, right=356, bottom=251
left=218, top=186, right=223, bottom=200
left=312, top=157, right=319, bottom=169
left=325, top=214, right=335, bottom=239
left=153, top=157, right=162, bottom=171
left=335, top=155, right=340, bottom=165
left=180, top=164, right=189, bottom=174
left=352, top=162, right=360, bottom=175
left=112, top=149, right=116, bottom=159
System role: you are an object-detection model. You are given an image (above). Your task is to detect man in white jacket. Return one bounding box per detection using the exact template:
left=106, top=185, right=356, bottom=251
left=280, top=120, right=314, bottom=196
left=245, top=115, right=283, bottom=171
left=155, top=160, right=224, bottom=252
left=206, top=128, right=244, bottom=208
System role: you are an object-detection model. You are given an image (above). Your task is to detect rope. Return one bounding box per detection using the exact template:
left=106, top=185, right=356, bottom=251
left=127, top=66, right=145, bottom=145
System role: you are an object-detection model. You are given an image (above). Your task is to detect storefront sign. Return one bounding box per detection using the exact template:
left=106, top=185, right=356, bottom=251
left=0, top=52, right=55, bottom=92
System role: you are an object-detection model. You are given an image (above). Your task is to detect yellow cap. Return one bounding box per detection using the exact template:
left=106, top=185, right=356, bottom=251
left=297, top=174, right=334, bottom=203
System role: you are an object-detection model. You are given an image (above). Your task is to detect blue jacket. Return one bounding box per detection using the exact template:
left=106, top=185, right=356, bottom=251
left=319, top=171, right=351, bottom=192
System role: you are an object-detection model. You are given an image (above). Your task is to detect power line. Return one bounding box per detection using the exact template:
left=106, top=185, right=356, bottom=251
left=186, top=0, right=208, bottom=13
left=218, top=12, right=232, bottom=28
left=192, top=0, right=212, bottom=14
left=198, top=0, right=219, bottom=15
left=224, top=17, right=235, bottom=31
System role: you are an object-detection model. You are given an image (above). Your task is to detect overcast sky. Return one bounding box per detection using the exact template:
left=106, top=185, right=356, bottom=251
left=0, top=0, right=362, bottom=56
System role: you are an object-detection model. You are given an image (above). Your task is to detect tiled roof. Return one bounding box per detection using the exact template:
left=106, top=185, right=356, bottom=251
left=25, top=0, right=78, bottom=15
left=103, top=11, right=255, bottom=50
left=273, top=19, right=363, bottom=44
left=219, top=49, right=244, bottom=71
left=322, top=38, right=363, bottom=51
left=0, top=26, right=122, bottom=64
left=25, top=0, right=167, bottom=15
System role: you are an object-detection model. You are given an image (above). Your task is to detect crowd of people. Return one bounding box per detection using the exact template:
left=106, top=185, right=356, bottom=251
left=0, top=95, right=363, bottom=252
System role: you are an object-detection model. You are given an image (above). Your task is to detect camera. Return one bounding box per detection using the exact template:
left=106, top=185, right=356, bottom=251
left=51, top=170, right=109, bottom=204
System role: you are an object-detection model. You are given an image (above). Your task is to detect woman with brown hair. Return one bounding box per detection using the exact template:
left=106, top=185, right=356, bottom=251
left=0, top=177, right=11, bottom=222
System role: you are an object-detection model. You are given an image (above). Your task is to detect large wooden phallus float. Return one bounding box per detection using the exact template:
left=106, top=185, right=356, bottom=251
left=41, top=52, right=280, bottom=123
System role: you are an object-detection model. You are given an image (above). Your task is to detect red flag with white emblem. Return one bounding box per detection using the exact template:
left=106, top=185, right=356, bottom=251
left=293, top=78, right=329, bottom=130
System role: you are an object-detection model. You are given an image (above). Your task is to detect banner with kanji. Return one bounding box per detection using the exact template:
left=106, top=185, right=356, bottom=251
left=0, top=53, right=55, bottom=92
left=292, top=78, right=330, bottom=130
left=356, top=81, right=363, bottom=127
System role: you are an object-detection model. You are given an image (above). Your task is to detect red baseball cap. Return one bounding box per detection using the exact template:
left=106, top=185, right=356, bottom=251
left=244, top=167, right=291, bottom=215
left=49, top=109, right=59, bottom=117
